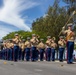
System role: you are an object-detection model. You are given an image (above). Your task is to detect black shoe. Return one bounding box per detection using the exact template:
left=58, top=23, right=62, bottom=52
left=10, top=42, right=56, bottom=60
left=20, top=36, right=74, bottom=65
left=59, top=60, right=63, bottom=62
left=52, top=60, right=55, bottom=62
left=70, top=62, right=74, bottom=64
left=67, top=62, right=71, bottom=64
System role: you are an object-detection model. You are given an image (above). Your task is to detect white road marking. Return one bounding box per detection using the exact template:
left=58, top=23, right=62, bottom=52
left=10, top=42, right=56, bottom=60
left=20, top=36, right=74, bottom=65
left=34, top=69, right=43, bottom=72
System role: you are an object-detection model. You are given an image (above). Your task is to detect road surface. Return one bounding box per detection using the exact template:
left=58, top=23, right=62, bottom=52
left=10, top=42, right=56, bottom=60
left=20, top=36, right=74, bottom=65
left=0, top=60, right=76, bottom=75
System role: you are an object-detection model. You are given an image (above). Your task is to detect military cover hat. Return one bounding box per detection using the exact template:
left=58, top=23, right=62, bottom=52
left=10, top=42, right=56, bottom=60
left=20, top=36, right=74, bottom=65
left=59, top=36, right=64, bottom=39
left=27, top=37, right=30, bottom=40
left=15, top=33, right=18, bottom=36
left=22, top=39, right=25, bottom=42
left=40, top=39, right=44, bottom=41
left=47, top=36, right=51, bottom=39
left=67, top=23, right=73, bottom=27
left=32, top=34, right=36, bottom=36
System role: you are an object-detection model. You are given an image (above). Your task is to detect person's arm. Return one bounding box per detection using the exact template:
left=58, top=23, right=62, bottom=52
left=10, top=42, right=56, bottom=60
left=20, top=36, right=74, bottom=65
left=62, top=26, right=67, bottom=34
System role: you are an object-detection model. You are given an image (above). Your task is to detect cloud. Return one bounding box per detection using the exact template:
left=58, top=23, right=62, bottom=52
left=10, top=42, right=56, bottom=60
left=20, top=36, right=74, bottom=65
left=0, top=0, right=39, bottom=31
left=0, top=25, right=15, bottom=39
left=0, top=0, right=40, bottom=39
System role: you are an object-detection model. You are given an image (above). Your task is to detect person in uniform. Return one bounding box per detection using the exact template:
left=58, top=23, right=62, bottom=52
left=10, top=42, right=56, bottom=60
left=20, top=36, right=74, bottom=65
left=25, top=37, right=31, bottom=61
left=37, top=39, right=45, bottom=61
left=62, top=23, right=75, bottom=64
left=45, top=36, right=52, bottom=61
left=13, top=33, right=21, bottom=62
left=19, top=39, right=25, bottom=61
left=51, top=37, right=57, bottom=61
left=8, top=39, right=14, bottom=61
left=6, top=39, right=11, bottom=61
left=9, top=39, right=14, bottom=61
left=2, top=40, right=7, bottom=60
left=18, top=40, right=23, bottom=60
left=58, top=36, right=66, bottom=62
left=30, top=34, right=39, bottom=61
left=0, top=40, right=3, bottom=59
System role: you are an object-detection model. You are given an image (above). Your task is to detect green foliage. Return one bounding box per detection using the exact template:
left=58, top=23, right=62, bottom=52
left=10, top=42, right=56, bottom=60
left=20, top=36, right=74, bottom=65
left=3, top=0, right=76, bottom=42
left=3, top=30, right=34, bottom=40
left=32, top=5, right=70, bottom=42
left=62, top=0, right=76, bottom=15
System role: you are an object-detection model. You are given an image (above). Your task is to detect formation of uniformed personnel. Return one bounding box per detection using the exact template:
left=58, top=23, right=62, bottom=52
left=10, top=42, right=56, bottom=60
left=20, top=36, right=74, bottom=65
left=62, top=23, right=75, bottom=64
left=58, top=36, right=65, bottom=62
left=0, top=25, right=75, bottom=64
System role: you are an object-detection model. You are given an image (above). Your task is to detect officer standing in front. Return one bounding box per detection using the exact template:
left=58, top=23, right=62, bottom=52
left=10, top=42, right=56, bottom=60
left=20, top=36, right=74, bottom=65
left=62, top=23, right=75, bottom=64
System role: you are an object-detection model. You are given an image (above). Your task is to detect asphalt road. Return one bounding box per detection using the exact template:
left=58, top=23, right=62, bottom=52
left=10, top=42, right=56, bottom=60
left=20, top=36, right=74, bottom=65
left=0, top=60, right=76, bottom=75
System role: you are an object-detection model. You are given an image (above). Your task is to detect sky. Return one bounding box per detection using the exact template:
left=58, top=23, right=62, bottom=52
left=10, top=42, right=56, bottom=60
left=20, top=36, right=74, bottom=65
left=0, top=0, right=66, bottom=39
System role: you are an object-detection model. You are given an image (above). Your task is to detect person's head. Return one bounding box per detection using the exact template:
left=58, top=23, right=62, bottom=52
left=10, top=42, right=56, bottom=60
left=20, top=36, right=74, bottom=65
left=59, top=36, right=64, bottom=40
left=22, top=39, right=25, bottom=43
left=47, top=36, right=51, bottom=40
left=40, top=39, right=44, bottom=42
left=27, top=37, right=30, bottom=41
left=68, top=26, right=72, bottom=30
left=15, top=33, right=19, bottom=38
left=67, top=23, right=72, bottom=30
left=9, top=39, right=12, bottom=43
left=32, top=34, right=36, bottom=38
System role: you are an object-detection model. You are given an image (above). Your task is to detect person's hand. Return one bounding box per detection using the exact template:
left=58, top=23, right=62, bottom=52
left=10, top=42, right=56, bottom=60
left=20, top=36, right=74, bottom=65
left=62, top=26, right=65, bottom=30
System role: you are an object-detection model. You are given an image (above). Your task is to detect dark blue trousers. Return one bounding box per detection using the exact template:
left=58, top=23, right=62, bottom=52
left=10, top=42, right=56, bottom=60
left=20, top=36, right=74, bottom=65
left=40, top=49, right=44, bottom=61
left=35, top=50, right=39, bottom=61
left=67, top=41, right=74, bottom=63
left=31, top=47, right=36, bottom=61
left=2, top=49, right=5, bottom=60
left=18, top=47, right=22, bottom=60
left=25, top=48, right=30, bottom=61
left=46, top=48, right=51, bottom=61
left=14, top=46, right=19, bottom=61
left=0, top=51, right=1, bottom=59
left=51, top=48, right=55, bottom=61
left=5, top=49, right=8, bottom=60
left=21, top=50, right=25, bottom=61
left=59, top=48, right=64, bottom=62
left=7, top=48, right=13, bottom=61
left=1, top=50, right=3, bottom=59
left=0, top=50, right=2, bottom=59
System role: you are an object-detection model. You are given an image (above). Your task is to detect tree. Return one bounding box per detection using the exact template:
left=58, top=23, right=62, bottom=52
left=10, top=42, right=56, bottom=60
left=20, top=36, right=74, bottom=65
left=62, top=0, right=76, bottom=12
left=3, top=30, right=34, bottom=40
left=32, top=4, right=70, bottom=42
left=62, top=0, right=76, bottom=35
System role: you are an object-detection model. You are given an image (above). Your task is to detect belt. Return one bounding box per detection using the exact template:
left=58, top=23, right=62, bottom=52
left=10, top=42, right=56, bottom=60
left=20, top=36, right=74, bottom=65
left=68, top=40, right=74, bottom=42
left=59, top=46, right=64, bottom=48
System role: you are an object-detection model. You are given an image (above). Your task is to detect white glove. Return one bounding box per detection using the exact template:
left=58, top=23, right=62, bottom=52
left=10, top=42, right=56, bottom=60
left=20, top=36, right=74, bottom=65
left=62, top=26, right=65, bottom=30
